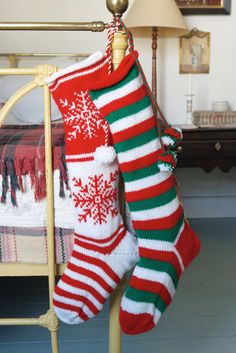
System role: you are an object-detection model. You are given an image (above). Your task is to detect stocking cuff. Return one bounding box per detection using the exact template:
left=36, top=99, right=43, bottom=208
left=45, top=52, right=105, bottom=85
left=65, top=146, right=116, bottom=165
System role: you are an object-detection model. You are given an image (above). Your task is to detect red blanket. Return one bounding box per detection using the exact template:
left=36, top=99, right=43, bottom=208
left=0, top=123, right=69, bottom=206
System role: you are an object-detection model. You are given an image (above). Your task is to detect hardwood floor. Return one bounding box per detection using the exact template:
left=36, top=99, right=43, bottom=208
left=0, top=219, right=235, bottom=353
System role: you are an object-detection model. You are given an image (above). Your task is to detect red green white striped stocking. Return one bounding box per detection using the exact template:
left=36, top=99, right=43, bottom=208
left=46, top=52, right=138, bottom=324
left=89, top=56, right=201, bottom=334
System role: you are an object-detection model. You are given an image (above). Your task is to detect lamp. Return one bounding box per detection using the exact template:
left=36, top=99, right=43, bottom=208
left=125, top=0, right=188, bottom=98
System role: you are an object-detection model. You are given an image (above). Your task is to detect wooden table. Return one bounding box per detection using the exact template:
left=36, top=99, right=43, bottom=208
left=177, top=128, right=236, bottom=172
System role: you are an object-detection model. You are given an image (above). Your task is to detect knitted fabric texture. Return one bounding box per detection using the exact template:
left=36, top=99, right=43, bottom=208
left=89, top=58, right=201, bottom=334
left=47, top=52, right=138, bottom=325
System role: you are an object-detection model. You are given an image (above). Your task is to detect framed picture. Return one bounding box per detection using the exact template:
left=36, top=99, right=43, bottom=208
left=176, top=0, right=231, bottom=15
left=179, top=28, right=211, bottom=74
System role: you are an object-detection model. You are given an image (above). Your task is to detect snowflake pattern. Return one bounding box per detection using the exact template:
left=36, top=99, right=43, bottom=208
left=60, top=91, right=106, bottom=142
left=72, top=172, right=119, bottom=225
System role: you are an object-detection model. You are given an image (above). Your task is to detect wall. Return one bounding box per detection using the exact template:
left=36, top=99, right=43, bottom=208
left=158, top=2, right=236, bottom=218
left=0, top=0, right=118, bottom=53
left=0, top=0, right=235, bottom=217
left=158, top=3, right=236, bottom=123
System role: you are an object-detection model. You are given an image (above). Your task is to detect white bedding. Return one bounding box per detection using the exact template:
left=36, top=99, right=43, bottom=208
left=0, top=170, right=75, bottom=229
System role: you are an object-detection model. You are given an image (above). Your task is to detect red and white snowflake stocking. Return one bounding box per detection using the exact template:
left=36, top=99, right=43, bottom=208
left=47, top=53, right=138, bottom=324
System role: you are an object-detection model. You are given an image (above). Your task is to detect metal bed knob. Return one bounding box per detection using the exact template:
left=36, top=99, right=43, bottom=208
left=106, top=0, right=129, bottom=18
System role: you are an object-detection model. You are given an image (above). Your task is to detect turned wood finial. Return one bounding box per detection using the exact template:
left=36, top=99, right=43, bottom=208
left=111, top=32, right=128, bottom=70
left=106, top=0, right=129, bottom=19
left=106, top=0, right=129, bottom=71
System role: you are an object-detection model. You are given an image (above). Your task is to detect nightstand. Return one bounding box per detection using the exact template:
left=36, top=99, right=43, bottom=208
left=177, top=128, right=236, bottom=172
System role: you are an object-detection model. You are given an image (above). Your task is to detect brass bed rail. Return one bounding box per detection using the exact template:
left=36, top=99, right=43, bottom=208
left=0, top=53, right=90, bottom=68
left=0, top=1, right=129, bottom=353
left=0, top=21, right=107, bottom=31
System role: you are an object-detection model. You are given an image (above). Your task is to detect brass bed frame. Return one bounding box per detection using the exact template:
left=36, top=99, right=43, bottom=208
left=0, top=1, right=130, bottom=352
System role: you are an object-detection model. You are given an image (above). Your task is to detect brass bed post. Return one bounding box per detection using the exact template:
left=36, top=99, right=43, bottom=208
left=42, top=67, right=60, bottom=353
left=106, top=2, right=129, bottom=353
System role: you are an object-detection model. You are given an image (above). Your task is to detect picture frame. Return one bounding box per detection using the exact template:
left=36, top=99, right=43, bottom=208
left=179, top=28, right=211, bottom=74
left=176, top=0, right=231, bottom=15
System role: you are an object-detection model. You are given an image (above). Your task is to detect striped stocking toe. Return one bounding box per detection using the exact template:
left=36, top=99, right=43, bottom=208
left=119, top=219, right=200, bottom=334
left=53, top=222, right=138, bottom=324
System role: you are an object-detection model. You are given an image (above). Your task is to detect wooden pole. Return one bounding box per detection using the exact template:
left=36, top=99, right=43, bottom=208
left=152, top=27, right=158, bottom=100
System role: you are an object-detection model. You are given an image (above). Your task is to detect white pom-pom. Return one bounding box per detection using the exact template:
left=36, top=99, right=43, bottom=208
left=94, top=145, right=116, bottom=165
left=158, top=163, right=173, bottom=172
left=162, top=135, right=175, bottom=147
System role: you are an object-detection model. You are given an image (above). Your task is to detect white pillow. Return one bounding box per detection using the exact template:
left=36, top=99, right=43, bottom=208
left=0, top=75, right=63, bottom=124
left=0, top=56, right=81, bottom=124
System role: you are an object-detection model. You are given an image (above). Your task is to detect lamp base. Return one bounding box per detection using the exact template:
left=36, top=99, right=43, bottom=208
left=181, top=123, right=198, bottom=130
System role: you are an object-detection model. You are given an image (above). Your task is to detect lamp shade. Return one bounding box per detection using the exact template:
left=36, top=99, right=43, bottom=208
left=124, top=0, right=188, bottom=37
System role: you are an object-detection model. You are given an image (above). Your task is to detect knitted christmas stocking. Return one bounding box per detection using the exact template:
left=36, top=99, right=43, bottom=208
left=46, top=52, right=138, bottom=325
left=89, top=56, right=201, bottom=334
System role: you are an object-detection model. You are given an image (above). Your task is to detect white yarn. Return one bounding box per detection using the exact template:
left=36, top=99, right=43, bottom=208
left=94, top=145, right=116, bottom=165
left=158, top=163, right=173, bottom=172
left=162, top=135, right=175, bottom=147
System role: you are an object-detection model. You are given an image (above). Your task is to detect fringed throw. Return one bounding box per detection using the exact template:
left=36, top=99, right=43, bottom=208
left=0, top=123, right=69, bottom=206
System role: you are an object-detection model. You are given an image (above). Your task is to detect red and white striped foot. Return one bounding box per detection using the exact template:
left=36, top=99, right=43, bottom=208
left=53, top=223, right=138, bottom=324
